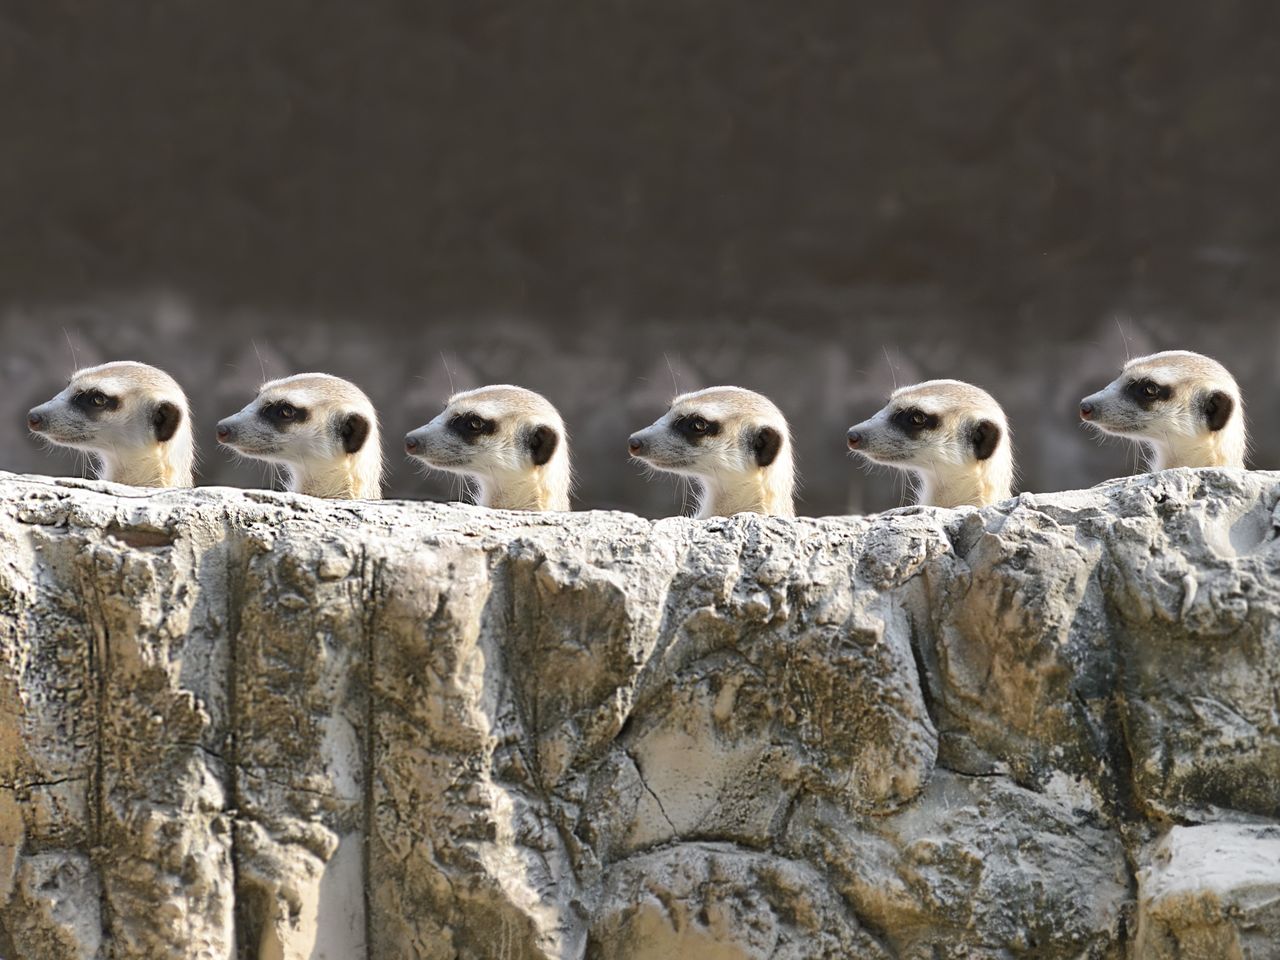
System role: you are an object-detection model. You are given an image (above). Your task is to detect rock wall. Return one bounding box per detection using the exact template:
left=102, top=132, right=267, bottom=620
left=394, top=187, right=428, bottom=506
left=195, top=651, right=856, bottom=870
left=1, top=468, right=1278, bottom=959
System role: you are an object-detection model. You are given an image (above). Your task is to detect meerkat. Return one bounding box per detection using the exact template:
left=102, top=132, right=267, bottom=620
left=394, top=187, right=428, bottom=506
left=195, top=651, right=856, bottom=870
left=404, top=384, right=572, bottom=511
left=27, top=361, right=194, bottom=488
left=1079, top=350, right=1246, bottom=470
left=846, top=379, right=1013, bottom=509
left=216, top=373, right=382, bottom=499
left=628, top=386, right=795, bottom=518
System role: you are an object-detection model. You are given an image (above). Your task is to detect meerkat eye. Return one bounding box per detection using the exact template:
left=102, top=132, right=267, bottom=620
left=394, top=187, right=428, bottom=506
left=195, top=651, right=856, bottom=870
left=672, top=413, right=719, bottom=441
left=891, top=407, right=938, bottom=434
left=261, top=400, right=308, bottom=426
left=72, top=389, right=117, bottom=413
left=448, top=412, right=495, bottom=440
left=1126, top=378, right=1171, bottom=405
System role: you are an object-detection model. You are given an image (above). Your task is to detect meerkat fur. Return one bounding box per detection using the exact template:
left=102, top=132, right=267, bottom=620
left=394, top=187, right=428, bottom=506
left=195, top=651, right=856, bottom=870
left=1079, top=350, right=1246, bottom=471
left=404, top=384, right=572, bottom=511
left=629, top=386, right=796, bottom=518
left=216, top=373, right=382, bottom=499
left=847, top=379, right=1013, bottom=508
left=27, top=360, right=194, bottom=488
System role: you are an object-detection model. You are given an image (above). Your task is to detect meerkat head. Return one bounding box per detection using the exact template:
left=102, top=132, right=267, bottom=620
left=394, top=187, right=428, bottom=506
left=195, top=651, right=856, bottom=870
left=216, top=373, right=382, bottom=499
left=1079, top=350, right=1246, bottom=471
left=404, top=384, right=572, bottom=512
left=628, top=386, right=795, bottom=518
left=27, top=361, right=194, bottom=488
left=847, top=379, right=1013, bottom=509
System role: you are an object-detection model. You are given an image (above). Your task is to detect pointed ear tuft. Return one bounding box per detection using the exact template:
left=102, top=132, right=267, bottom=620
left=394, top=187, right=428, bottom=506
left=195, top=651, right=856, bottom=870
left=528, top=425, right=559, bottom=466
left=753, top=426, right=783, bottom=467
left=153, top=401, right=183, bottom=443
left=1203, top=390, right=1234, bottom=432
left=340, top=413, right=371, bottom=454
left=971, top=419, right=1001, bottom=461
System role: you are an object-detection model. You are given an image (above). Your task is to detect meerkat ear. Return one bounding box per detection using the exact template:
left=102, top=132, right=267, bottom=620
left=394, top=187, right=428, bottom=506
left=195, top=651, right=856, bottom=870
left=340, top=413, right=371, bottom=454
left=153, top=401, right=183, bottom=443
left=971, top=419, right=1001, bottom=461
left=1203, top=390, right=1234, bottom=432
left=528, top=425, right=559, bottom=466
left=752, top=426, right=783, bottom=467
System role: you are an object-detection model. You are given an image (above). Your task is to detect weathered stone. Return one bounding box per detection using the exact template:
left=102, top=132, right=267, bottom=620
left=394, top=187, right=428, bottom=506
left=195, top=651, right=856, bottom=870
left=788, top=771, right=1129, bottom=958
left=589, top=844, right=891, bottom=959
left=1, top=468, right=1278, bottom=958
left=1134, top=823, right=1280, bottom=959
left=5, top=853, right=102, bottom=960
left=1104, top=471, right=1280, bottom=822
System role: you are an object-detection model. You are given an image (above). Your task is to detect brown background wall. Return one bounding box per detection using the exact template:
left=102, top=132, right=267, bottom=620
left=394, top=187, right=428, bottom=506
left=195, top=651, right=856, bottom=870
left=1, top=1, right=1277, bottom=514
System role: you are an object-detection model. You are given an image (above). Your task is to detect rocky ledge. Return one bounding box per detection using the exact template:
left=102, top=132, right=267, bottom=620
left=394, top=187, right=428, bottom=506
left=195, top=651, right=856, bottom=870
left=1, top=469, right=1278, bottom=959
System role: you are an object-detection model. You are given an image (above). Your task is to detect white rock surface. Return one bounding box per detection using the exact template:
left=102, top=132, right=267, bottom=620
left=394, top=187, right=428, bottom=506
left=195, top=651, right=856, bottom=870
left=1, top=468, right=1278, bottom=958
left=1135, top=823, right=1280, bottom=960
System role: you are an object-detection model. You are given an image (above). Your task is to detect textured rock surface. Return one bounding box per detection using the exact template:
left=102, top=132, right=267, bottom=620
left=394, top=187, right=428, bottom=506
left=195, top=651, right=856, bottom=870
left=1134, top=823, right=1280, bottom=960
left=1, top=468, right=1279, bottom=959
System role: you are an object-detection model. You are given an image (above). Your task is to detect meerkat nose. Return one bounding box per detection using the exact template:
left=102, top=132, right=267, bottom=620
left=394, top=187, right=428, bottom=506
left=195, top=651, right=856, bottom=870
left=1079, top=401, right=1094, bottom=421
left=215, top=423, right=233, bottom=443
left=404, top=435, right=420, bottom=454
left=846, top=429, right=862, bottom=449
left=627, top=435, right=645, bottom=455
left=27, top=410, right=46, bottom=432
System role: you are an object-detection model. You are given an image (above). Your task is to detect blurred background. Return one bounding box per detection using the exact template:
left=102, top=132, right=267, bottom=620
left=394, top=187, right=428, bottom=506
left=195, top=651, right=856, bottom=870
left=1, top=1, right=1276, bottom=516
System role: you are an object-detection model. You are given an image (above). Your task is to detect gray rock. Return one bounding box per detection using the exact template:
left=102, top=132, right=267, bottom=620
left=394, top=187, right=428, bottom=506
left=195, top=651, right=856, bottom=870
left=1134, top=823, right=1280, bottom=960
left=1, top=468, right=1278, bottom=958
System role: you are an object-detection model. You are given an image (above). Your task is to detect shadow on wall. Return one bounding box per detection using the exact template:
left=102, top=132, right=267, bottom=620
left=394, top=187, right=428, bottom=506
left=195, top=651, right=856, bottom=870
left=5, top=294, right=1276, bottom=516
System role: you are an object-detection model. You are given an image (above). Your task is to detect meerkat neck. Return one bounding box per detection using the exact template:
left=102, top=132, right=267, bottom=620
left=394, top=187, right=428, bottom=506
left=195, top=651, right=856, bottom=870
left=697, top=469, right=795, bottom=519
left=1147, top=430, right=1245, bottom=470
left=917, top=462, right=1011, bottom=509
left=98, top=443, right=193, bottom=488
left=287, top=459, right=381, bottom=500
left=476, top=464, right=570, bottom=512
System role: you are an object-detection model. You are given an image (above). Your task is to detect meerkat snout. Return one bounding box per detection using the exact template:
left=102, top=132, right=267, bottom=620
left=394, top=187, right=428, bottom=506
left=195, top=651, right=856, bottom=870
left=629, top=386, right=795, bottom=518
left=847, top=379, right=1013, bottom=508
left=217, top=373, right=382, bottom=499
left=1079, top=350, right=1246, bottom=471
left=404, top=384, right=572, bottom=511
left=27, top=360, right=194, bottom=488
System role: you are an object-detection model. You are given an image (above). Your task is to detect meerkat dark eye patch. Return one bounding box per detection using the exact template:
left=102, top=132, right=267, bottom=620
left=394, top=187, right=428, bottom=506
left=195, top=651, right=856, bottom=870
left=526, top=424, right=559, bottom=466
left=671, top=414, right=721, bottom=442
left=890, top=407, right=939, bottom=436
left=447, top=412, right=497, bottom=443
left=260, top=401, right=310, bottom=428
left=1203, top=390, right=1234, bottom=432
left=1124, top=378, right=1172, bottom=409
left=71, top=389, right=120, bottom=417
left=970, top=419, right=1002, bottom=461
left=339, top=412, right=371, bottom=454
left=752, top=425, right=783, bottom=467
left=152, top=401, right=183, bottom=443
